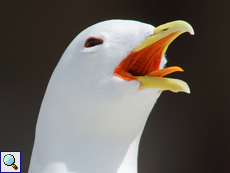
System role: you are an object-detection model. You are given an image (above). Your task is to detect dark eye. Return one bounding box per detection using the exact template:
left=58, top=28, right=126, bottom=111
left=84, top=37, right=103, bottom=48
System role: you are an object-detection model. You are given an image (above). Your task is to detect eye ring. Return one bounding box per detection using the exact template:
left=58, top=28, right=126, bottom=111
left=84, top=37, right=103, bottom=48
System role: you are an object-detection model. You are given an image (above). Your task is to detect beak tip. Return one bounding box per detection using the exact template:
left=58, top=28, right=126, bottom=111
left=185, top=89, right=191, bottom=94
left=183, top=85, right=191, bottom=94
left=189, top=30, right=195, bottom=35
left=186, top=22, right=195, bottom=35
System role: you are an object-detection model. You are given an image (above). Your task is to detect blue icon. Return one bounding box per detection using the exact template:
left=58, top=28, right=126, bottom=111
left=3, top=154, right=18, bottom=170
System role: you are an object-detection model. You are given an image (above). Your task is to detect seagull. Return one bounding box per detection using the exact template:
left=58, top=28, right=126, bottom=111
left=28, top=19, right=194, bottom=173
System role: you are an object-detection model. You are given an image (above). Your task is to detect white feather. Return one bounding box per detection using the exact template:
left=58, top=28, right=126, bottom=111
left=29, top=20, right=166, bottom=173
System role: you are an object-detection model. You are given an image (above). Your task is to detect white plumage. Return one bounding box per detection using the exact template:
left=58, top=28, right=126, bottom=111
left=29, top=19, right=193, bottom=173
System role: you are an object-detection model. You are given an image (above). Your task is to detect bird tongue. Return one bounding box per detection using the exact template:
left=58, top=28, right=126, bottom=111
left=146, top=66, right=183, bottom=77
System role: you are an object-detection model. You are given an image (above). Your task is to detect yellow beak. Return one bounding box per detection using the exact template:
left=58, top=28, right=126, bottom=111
left=114, top=20, right=194, bottom=93
left=135, top=20, right=194, bottom=93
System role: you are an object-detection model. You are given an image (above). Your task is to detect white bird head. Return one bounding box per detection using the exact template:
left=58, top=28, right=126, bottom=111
left=53, top=20, right=193, bottom=96
left=29, top=19, right=194, bottom=173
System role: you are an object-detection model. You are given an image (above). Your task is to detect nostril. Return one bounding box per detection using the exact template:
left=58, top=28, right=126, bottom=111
left=162, top=28, right=169, bottom=31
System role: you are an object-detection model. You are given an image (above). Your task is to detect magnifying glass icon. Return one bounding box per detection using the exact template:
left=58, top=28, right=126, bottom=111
left=3, top=154, right=18, bottom=170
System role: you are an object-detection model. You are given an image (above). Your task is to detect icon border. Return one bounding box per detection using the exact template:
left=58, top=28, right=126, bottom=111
left=0, top=151, right=21, bottom=173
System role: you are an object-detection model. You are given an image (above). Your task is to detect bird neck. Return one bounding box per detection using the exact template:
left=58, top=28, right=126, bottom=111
left=117, top=131, right=143, bottom=173
left=30, top=123, right=144, bottom=173
left=67, top=130, right=144, bottom=173
left=29, top=75, right=161, bottom=173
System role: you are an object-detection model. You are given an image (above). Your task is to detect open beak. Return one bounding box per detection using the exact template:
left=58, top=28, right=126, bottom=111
left=114, top=20, right=194, bottom=93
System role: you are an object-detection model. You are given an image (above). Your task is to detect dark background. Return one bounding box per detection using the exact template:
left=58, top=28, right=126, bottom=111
left=1, top=1, right=230, bottom=172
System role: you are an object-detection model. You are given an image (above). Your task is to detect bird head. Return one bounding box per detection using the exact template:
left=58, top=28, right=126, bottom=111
left=54, top=20, right=194, bottom=96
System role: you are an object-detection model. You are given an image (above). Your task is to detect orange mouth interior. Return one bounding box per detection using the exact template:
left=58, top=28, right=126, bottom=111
left=114, top=32, right=183, bottom=81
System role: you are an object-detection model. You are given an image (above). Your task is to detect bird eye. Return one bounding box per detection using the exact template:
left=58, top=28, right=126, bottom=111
left=84, top=37, right=103, bottom=48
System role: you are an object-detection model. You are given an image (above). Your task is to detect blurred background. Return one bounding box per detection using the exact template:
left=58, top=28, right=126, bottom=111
left=1, top=1, right=230, bottom=172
